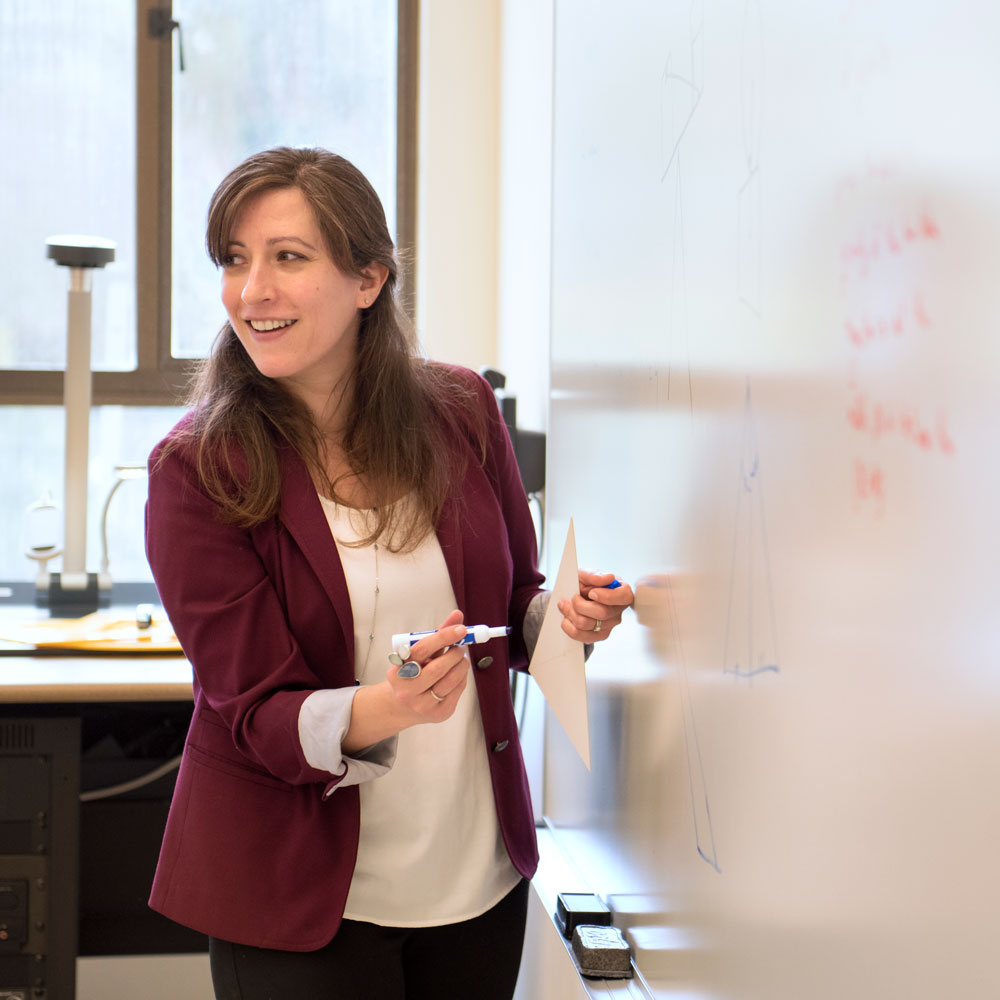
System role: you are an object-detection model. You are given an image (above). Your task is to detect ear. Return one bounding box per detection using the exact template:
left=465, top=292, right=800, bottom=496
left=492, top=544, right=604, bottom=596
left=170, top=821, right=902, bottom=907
left=356, top=262, right=389, bottom=308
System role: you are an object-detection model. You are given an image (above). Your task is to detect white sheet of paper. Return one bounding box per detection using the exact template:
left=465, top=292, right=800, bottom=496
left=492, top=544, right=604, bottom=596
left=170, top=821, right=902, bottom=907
left=528, top=518, right=591, bottom=769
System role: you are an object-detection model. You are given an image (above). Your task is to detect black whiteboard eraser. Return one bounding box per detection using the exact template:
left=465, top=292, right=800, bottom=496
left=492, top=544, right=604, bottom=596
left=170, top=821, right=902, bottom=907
left=554, top=892, right=611, bottom=939
left=571, top=923, right=633, bottom=979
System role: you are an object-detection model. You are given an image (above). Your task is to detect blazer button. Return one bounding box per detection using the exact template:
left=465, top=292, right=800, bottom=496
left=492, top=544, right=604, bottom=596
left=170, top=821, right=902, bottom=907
left=476, top=656, right=494, bottom=670
left=492, top=739, right=509, bottom=753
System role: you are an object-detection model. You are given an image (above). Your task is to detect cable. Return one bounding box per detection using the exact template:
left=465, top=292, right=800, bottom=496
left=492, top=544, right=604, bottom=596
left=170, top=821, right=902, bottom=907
left=511, top=489, right=546, bottom=733
left=79, top=754, right=182, bottom=802
left=528, top=490, right=545, bottom=556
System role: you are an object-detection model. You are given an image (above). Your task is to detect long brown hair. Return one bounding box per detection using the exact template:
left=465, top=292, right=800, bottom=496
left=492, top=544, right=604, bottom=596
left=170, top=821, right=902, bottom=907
left=169, top=147, right=483, bottom=550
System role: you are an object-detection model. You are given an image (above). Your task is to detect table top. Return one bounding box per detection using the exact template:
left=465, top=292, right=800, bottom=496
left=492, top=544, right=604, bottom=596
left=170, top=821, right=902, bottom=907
left=0, top=604, right=193, bottom=704
left=0, top=653, right=193, bottom=703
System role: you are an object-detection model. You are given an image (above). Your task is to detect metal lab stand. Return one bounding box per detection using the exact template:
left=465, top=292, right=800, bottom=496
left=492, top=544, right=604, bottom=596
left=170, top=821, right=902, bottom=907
left=39, top=236, right=116, bottom=616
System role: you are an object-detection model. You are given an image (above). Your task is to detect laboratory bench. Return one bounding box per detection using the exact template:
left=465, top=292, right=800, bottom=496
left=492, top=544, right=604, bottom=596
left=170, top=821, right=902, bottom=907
left=1, top=616, right=202, bottom=999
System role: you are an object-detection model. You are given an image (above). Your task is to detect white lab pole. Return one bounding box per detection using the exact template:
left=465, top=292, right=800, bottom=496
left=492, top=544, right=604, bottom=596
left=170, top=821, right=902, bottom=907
left=63, top=265, right=93, bottom=588
left=42, top=235, right=115, bottom=613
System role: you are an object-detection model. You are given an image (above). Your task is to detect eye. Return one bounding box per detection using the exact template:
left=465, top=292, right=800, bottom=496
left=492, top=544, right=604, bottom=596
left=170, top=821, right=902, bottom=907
left=277, top=249, right=306, bottom=263
left=220, top=251, right=244, bottom=268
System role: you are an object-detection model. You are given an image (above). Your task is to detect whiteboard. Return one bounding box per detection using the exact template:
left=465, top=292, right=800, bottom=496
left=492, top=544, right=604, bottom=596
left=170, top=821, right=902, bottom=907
left=544, top=2, right=1000, bottom=997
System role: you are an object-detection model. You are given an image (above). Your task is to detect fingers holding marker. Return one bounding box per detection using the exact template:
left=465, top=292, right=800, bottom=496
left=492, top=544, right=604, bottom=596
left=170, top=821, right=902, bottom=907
left=579, top=571, right=633, bottom=605
left=409, top=645, right=468, bottom=716
left=385, top=621, right=474, bottom=719
left=390, top=622, right=511, bottom=662
left=559, top=574, right=633, bottom=642
left=424, top=651, right=469, bottom=705
left=557, top=598, right=608, bottom=641
left=388, top=622, right=467, bottom=677
left=386, top=616, right=514, bottom=719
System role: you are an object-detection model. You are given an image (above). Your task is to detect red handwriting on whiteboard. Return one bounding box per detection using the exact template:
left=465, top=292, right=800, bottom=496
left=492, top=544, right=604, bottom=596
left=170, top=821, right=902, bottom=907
left=840, top=212, right=941, bottom=280
left=853, top=459, right=886, bottom=514
left=844, top=293, right=931, bottom=348
left=847, top=392, right=956, bottom=455
left=833, top=160, right=898, bottom=203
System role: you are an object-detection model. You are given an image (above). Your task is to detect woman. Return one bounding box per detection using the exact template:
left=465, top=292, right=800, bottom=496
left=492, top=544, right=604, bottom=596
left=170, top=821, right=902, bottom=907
left=145, top=146, right=632, bottom=999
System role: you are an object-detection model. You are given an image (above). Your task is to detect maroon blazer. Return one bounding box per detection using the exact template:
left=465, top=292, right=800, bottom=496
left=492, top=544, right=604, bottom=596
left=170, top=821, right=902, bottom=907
left=145, top=366, right=544, bottom=950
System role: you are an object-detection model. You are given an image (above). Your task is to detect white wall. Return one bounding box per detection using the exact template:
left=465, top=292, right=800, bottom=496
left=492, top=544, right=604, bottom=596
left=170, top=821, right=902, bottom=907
left=416, top=0, right=501, bottom=372
left=496, top=0, right=555, bottom=433
left=417, top=0, right=555, bottom=438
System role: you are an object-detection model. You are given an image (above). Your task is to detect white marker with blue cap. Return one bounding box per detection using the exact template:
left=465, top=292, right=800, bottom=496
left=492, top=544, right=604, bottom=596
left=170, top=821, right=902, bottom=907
left=391, top=624, right=511, bottom=678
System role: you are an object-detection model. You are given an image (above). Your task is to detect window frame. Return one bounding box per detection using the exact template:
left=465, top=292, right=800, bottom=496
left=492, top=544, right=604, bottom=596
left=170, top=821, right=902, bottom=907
left=0, top=0, right=419, bottom=407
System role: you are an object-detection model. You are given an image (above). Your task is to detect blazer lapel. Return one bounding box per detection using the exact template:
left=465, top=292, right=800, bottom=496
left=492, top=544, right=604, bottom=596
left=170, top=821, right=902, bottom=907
left=437, top=492, right=467, bottom=614
left=276, top=445, right=355, bottom=668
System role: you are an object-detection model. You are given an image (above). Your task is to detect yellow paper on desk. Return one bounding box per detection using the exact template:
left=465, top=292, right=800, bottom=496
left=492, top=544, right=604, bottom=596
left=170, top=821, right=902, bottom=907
left=0, top=611, right=182, bottom=652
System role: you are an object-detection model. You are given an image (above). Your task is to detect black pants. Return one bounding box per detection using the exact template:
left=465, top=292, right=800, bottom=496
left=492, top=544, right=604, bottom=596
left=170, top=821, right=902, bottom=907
left=209, top=878, right=530, bottom=1000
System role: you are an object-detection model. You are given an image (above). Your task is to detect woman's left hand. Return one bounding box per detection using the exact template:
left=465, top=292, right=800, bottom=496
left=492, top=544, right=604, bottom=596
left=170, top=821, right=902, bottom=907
left=558, top=570, right=634, bottom=643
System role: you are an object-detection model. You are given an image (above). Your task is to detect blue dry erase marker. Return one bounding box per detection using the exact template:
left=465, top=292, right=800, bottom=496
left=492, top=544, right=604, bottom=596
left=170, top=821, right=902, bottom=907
left=393, top=624, right=510, bottom=655
left=392, top=624, right=510, bottom=677
left=604, top=579, right=622, bottom=590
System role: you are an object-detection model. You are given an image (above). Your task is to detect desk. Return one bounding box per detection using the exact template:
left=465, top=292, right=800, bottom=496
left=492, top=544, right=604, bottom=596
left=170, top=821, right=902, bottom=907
left=0, top=653, right=194, bottom=704
left=1, top=646, right=197, bottom=1000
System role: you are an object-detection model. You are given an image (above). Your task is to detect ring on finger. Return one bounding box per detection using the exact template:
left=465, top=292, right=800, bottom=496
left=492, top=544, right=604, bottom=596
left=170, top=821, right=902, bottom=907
left=593, top=619, right=603, bottom=633
left=429, top=688, right=445, bottom=703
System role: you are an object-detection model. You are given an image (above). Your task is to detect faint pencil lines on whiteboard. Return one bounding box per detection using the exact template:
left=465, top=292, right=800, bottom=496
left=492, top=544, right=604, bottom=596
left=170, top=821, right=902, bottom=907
left=722, top=381, right=780, bottom=679
left=664, top=574, right=722, bottom=873
left=659, top=0, right=703, bottom=417
left=656, top=1, right=718, bottom=873
left=728, top=3, right=779, bottom=679
left=665, top=159, right=693, bottom=415
left=738, top=0, right=764, bottom=318
left=659, top=0, right=704, bottom=182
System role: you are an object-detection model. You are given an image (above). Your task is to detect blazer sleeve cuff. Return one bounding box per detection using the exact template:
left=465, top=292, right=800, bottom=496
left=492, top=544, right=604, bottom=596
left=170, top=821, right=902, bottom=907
left=298, top=688, right=398, bottom=796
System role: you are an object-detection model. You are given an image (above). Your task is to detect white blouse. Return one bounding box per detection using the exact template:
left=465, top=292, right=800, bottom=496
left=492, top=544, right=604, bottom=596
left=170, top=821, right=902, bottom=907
left=301, top=497, right=521, bottom=927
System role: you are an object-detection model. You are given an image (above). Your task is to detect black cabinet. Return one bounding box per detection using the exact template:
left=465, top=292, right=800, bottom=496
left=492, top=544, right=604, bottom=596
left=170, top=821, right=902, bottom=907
left=0, top=702, right=205, bottom=1000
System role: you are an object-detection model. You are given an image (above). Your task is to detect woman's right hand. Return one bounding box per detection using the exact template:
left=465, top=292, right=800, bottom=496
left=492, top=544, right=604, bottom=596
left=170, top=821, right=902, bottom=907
left=386, top=610, right=471, bottom=722
left=342, top=611, right=472, bottom=752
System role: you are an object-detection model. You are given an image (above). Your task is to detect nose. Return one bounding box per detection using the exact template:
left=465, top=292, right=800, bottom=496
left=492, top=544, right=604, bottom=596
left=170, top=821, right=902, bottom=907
left=241, top=261, right=274, bottom=304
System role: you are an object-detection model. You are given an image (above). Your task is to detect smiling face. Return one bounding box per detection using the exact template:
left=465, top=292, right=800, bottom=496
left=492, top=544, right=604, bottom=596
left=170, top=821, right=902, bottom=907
left=220, top=186, right=376, bottom=416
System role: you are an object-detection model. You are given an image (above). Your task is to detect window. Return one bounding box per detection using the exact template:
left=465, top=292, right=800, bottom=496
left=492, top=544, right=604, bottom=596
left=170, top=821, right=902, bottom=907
left=0, top=1, right=137, bottom=380
left=0, top=0, right=417, bottom=585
